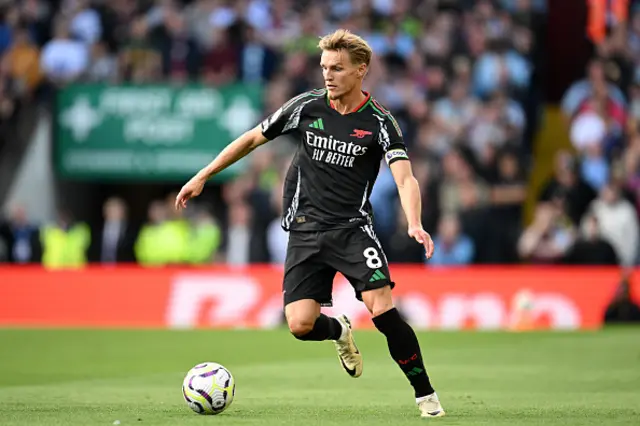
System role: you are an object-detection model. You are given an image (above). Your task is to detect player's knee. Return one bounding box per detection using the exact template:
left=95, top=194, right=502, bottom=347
left=369, top=303, right=394, bottom=318
left=288, top=318, right=315, bottom=338
left=362, top=287, right=394, bottom=317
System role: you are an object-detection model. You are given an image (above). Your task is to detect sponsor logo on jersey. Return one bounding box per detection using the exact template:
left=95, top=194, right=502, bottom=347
left=350, top=129, right=372, bottom=139
left=385, top=148, right=408, bottom=164
left=305, top=130, right=368, bottom=168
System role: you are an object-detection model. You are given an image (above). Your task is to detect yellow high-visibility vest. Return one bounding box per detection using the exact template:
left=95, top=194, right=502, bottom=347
left=41, top=223, right=90, bottom=269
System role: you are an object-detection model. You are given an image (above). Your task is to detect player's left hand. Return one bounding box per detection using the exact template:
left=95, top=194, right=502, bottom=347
left=408, top=226, right=435, bottom=259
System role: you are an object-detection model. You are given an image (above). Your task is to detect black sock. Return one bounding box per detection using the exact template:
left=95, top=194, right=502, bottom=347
left=372, top=308, right=435, bottom=398
left=295, top=314, right=343, bottom=341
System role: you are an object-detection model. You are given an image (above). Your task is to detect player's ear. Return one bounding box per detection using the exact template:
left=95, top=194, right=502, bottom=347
left=358, top=64, right=367, bottom=79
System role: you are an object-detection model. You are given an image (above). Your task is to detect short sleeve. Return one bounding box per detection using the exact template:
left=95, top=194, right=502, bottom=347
left=260, top=90, right=320, bottom=141
left=373, top=111, right=409, bottom=165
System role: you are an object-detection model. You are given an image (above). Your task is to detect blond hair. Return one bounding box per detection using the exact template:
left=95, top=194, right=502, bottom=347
left=318, top=29, right=372, bottom=66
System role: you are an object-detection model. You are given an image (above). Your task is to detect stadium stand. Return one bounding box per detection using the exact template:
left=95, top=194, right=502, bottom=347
left=10, top=0, right=639, bottom=269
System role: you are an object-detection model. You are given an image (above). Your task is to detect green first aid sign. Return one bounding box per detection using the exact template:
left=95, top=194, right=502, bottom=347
left=54, top=83, right=263, bottom=182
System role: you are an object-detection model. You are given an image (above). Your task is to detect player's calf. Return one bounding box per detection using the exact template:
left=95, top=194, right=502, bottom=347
left=285, top=299, right=341, bottom=341
left=286, top=308, right=363, bottom=378
left=288, top=313, right=343, bottom=341
left=373, top=307, right=446, bottom=416
left=372, top=307, right=436, bottom=399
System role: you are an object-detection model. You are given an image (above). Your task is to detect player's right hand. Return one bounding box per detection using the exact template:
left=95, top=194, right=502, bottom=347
left=175, top=175, right=205, bottom=210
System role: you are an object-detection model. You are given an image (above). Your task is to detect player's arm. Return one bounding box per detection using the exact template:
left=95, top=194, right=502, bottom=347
left=375, top=109, right=434, bottom=258
left=204, top=89, right=314, bottom=178
left=175, top=126, right=268, bottom=209
left=390, top=160, right=421, bottom=229
left=197, top=126, right=267, bottom=181
left=176, top=92, right=309, bottom=210
left=389, top=159, right=434, bottom=259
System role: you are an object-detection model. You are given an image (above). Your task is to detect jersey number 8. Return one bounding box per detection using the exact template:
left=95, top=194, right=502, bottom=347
left=363, top=247, right=383, bottom=269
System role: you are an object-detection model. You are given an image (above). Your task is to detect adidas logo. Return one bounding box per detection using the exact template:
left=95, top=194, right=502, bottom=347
left=309, top=118, right=324, bottom=130
left=406, top=367, right=424, bottom=377
left=369, top=269, right=386, bottom=282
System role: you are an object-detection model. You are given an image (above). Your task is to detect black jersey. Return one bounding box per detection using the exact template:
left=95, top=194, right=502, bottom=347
left=260, top=88, right=409, bottom=232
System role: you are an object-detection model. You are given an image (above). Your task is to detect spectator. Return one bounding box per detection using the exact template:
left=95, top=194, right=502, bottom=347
left=517, top=203, right=576, bottom=264
left=560, top=58, right=626, bottom=124
left=88, top=197, right=137, bottom=264
left=428, top=214, right=475, bottom=266
left=20, top=0, right=52, bottom=47
left=40, top=208, right=90, bottom=270
left=3, top=25, right=42, bottom=97
left=201, top=26, right=237, bottom=86
left=439, top=149, right=490, bottom=216
left=85, top=41, right=118, bottom=82
left=472, top=37, right=531, bottom=99
left=118, top=17, right=161, bottom=82
left=183, top=0, right=218, bottom=49
left=432, top=79, right=479, bottom=149
left=593, top=24, right=634, bottom=103
left=226, top=202, right=251, bottom=266
left=135, top=200, right=169, bottom=267
left=467, top=95, right=514, bottom=166
left=486, top=148, right=526, bottom=263
left=66, top=0, right=102, bottom=45
left=135, top=199, right=189, bottom=266
left=538, top=150, right=597, bottom=226
left=285, top=6, right=326, bottom=55
left=490, top=90, right=526, bottom=143
left=238, top=23, right=278, bottom=84
left=586, top=183, right=639, bottom=267
left=0, top=204, right=41, bottom=264
left=365, top=22, right=415, bottom=61
left=563, top=214, right=618, bottom=265
left=155, top=8, right=200, bottom=81
left=245, top=150, right=279, bottom=263
left=186, top=205, right=222, bottom=265
left=40, top=19, right=89, bottom=84
left=570, top=112, right=610, bottom=191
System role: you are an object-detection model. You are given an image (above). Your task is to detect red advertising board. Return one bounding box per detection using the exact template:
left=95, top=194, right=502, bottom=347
left=0, top=266, right=636, bottom=330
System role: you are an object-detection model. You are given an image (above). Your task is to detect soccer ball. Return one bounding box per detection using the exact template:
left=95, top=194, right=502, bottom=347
left=182, top=362, right=235, bottom=415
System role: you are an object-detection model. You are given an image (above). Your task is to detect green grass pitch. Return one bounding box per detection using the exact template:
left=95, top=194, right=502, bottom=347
left=1, top=327, right=639, bottom=425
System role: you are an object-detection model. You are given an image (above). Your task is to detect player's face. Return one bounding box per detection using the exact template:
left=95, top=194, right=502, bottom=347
left=321, top=49, right=365, bottom=100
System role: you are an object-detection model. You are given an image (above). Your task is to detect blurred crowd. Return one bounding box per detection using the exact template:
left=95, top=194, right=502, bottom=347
left=522, top=4, right=640, bottom=268
left=0, top=194, right=225, bottom=267
left=5, top=0, right=636, bottom=270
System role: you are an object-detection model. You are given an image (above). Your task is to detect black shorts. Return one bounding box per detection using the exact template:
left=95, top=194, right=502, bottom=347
left=283, top=225, right=395, bottom=307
